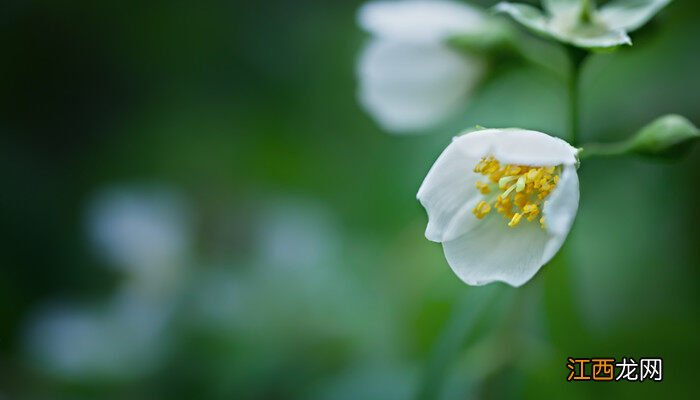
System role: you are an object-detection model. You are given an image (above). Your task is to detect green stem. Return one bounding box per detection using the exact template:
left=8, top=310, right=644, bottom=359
left=416, top=285, right=501, bottom=400
left=567, top=47, right=588, bottom=147
left=578, top=140, right=633, bottom=159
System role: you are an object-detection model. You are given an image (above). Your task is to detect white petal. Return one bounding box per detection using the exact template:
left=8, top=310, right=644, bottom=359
left=454, top=128, right=578, bottom=166
left=556, top=25, right=632, bottom=48
left=543, top=164, right=579, bottom=238
left=597, top=0, right=671, bottom=32
left=442, top=216, right=552, bottom=287
left=542, top=0, right=585, bottom=18
left=538, top=164, right=579, bottom=266
left=357, top=39, right=483, bottom=133
left=358, top=0, right=487, bottom=44
left=494, top=2, right=550, bottom=37
left=417, top=135, right=484, bottom=242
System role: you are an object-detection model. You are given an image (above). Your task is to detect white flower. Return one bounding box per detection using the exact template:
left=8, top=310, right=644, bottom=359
left=24, top=288, right=171, bottom=380
left=495, top=0, right=671, bottom=49
left=357, top=0, right=488, bottom=133
left=417, top=128, right=579, bottom=286
left=85, top=185, right=191, bottom=287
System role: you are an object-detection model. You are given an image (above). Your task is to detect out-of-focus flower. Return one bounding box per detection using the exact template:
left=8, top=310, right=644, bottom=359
left=417, top=128, right=579, bottom=286
left=24, top=287, right=171, bottom=380
left=187, top=267, right=244, bottom=332
left=356, top=0, right=490, bottom=133
left=255, top=198, right=340, bottom=271
left=85, top=185, right=191, bottom=288
left=496, top=0, right=671, bottom=50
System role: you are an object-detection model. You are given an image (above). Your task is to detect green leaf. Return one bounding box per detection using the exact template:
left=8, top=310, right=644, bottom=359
left=629, top=114, right=700, bottom=159
left=597, top=0, right=672, bottom=32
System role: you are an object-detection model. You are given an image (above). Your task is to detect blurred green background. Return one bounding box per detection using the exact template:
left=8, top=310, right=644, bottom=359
left=1, top=0, right=698, bottom=399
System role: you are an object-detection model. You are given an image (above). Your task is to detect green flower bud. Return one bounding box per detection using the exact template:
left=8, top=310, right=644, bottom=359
left=628, top=114, right=699, bottom=159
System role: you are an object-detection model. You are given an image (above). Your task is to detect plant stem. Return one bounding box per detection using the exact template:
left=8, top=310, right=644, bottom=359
left=578, top=140, right=633, bottom=159
left=567, top=47, right=587, bottom=147
left=416, top=285, right=501, bottom=400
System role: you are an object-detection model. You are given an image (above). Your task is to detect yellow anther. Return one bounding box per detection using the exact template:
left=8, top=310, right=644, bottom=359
left=540, top=216, right=546, bottom=229
left=506, top=165, right=521, bottom=175
left=475, top=181, right=491, bottom=194
left=473, top=200, right=492, bottom=219
left=522, top=203, right=539, bottom=214
left=508, top=213, right=523, bottom=227
left=471, top=156, right=561, bottom=229
left=526, top=169, right=540, bottom=180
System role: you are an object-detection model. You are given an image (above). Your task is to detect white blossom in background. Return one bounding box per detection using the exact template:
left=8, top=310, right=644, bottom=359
left=496, top=0, right=671, bottom=49
left=24, top=287, right=171, bottom=380
left=357, top=0, right=489, bottom=133
left=85, top=185, right=191, bottom=289
left=255, top=198, right=340, bottom=271
left=188, top=267, right=244, bottom=331
left=417, top=128, right=579, bottom=286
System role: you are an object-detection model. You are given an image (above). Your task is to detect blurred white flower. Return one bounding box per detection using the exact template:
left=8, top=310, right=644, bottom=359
left=496, top=0, right=671, bottom=49
left=85, top=185, right=191, bottom=287
left=255, top=198, right=340, bottom=271
left=417, top=128, right=579, bottom=286
left=24, top=287, right=171, bottom=380
left=187, top=267, right=244, bottom=331
left=357, top=0, right=488, bottom=133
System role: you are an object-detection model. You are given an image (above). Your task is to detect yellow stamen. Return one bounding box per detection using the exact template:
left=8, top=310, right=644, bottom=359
left=472, top=200, right=491, bottom=219
left=475, top=181, right=491, bottom=194
left=508, top=213, right=523, bottom=227
left=471, top=156, right=560, bottom=229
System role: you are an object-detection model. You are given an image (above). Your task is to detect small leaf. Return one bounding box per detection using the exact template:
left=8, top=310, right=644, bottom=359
left=629, top=114, right=700, bottom=159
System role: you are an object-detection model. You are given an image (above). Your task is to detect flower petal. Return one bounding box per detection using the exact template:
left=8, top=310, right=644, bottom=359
left=542, top=0, right=585, bottom=18
left=542, top=164, right=579, bottom=259
left=441, top=215, right=552, bottom=287
left=596, top=0, right=671, bottom=32
left=558, top=24, right=632, bottom=48
left=357, top=39, right=483, bottom=133
left=454, top=128, right=578, bottom=166
left=494, top=2, right=551, bottom=38
left=417, top=135, right=484, bottom=242
left=358, top=0, right=487, bottom=44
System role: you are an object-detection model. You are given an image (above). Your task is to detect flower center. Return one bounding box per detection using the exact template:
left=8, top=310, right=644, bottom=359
left=471, top=156, right=560, bottom=229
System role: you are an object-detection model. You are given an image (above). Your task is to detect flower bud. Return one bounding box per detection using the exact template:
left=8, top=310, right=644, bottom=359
left=628, top=114, right=700, bottom=159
